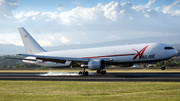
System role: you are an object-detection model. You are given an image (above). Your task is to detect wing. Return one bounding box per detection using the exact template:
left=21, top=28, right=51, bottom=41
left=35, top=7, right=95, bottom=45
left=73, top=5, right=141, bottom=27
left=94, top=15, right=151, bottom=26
left=17, top=54, right=89, bottom=63
left=17, top=54, right=113, bottom=64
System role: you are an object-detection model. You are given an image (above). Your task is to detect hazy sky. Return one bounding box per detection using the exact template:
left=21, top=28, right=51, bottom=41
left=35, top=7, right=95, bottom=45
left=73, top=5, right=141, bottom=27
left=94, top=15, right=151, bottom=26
left=0, top=0, right=180, bottom=46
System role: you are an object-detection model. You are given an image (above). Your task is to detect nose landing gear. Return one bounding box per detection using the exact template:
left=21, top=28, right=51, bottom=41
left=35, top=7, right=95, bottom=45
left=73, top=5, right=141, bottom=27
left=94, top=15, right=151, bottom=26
left=161, top=61, right=166, bottom=70
left=161, top=66, right=166, bottom=70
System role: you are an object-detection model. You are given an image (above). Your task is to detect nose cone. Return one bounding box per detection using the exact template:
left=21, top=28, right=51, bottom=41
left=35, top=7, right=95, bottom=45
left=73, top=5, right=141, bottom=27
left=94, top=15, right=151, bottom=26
left=173, top=49, right=178, bottom=56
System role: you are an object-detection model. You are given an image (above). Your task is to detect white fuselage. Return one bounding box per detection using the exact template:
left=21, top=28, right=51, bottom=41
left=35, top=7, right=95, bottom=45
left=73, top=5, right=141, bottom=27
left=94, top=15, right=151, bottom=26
left=23, top=43, right=178, bottom=67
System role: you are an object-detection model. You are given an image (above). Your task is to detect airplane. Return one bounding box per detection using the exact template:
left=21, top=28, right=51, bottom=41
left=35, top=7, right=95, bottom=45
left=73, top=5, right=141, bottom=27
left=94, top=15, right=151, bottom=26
left=16, top=27, right=178, bottom=75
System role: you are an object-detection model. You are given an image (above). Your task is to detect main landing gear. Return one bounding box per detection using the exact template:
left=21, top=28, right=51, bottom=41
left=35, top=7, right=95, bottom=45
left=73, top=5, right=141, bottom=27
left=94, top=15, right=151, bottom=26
left=78, top=69, right=107, bottom=76
left=96, top=70, right=106, bottom=75
left=78, top=68, right=88, bottom=76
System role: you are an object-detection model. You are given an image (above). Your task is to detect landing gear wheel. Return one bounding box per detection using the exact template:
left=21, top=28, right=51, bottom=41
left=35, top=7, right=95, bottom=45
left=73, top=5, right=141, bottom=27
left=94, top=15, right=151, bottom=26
left=83, top=71, right=88, bottom=75
left=96, top=70, right=101, bottom=73
left=78, top=71, right=82, bottom=74
left=81, top=71, right=88, bottom=76
left=161, top=66, right=166, bottom=70
left=79, top=68, right=89, bottom=76
left=101, top=70, right=106, bottom=75
left=79, top=71, right=88, bottom=75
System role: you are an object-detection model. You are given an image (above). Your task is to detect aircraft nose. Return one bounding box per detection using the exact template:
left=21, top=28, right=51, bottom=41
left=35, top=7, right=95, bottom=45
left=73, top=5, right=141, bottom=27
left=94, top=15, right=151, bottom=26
left=173, top=49, right=178, bottom=56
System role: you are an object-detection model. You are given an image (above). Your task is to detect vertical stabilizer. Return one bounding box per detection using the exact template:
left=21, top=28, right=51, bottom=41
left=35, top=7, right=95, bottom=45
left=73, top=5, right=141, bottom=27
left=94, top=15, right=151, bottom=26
left=18, top=27, right=46, bottom=54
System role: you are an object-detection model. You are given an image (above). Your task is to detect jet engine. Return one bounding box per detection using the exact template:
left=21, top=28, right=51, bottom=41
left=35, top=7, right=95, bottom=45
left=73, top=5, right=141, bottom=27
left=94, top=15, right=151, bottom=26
left=87, top=59, right=106, bottom=70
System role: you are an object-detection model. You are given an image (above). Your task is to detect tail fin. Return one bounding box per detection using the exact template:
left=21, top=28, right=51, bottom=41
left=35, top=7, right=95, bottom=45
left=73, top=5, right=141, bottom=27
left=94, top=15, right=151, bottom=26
left=18, top=27, right=46, bottom=54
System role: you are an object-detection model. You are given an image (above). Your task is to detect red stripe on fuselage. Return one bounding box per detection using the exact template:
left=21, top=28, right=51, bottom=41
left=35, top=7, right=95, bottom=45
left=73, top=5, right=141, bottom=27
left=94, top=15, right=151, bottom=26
left=83, top=53, right=136, bottom=59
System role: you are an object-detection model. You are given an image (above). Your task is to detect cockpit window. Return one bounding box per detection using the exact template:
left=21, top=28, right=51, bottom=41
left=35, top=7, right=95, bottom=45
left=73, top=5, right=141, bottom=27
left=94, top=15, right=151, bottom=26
left=164, top=47, right=174, bottom=50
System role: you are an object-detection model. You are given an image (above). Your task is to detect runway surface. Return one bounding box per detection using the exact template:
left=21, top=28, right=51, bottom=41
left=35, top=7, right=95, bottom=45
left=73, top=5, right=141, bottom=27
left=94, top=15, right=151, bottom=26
left=0, top=72, right=180, bottom=81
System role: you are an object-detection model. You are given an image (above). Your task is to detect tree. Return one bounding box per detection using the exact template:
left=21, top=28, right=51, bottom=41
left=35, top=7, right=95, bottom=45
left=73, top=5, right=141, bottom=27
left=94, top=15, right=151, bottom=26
left=155, top=62, right=163, bottom=67
left=1, top=64, right=7, bottom=68
left=165, top=59, right=176, bottom=67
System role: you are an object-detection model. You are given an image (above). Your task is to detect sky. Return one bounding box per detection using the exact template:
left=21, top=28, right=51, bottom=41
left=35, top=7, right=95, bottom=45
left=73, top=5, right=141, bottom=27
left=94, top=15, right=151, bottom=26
left=0, top=0, right=180, bottom=46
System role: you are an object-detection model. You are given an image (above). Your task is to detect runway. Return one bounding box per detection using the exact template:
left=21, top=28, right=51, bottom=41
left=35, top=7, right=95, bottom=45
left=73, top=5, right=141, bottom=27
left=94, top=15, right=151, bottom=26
left=0, top=72, right=180, bottom=81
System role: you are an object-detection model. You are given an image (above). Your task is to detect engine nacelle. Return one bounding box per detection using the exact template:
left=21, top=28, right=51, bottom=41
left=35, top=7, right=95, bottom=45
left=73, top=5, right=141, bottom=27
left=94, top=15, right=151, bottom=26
left=88, top=59, right=106, bottom=70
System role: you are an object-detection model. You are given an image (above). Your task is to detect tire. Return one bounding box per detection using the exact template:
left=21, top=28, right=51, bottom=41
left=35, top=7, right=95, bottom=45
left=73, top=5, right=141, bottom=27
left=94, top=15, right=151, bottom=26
left=83, top=71, right=88, bottom=76
left=161, top=67, right=165, bottom=70
left=85, top=71, right=88, bottom=75
left=97, top=70, right=100, bottom=73
left=78, top=71, right=82, bottom=74
left=101, top=70, right=106, bottom=75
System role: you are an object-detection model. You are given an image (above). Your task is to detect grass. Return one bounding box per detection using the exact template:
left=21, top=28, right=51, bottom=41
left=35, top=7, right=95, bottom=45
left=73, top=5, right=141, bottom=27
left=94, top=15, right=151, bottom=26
left=0, top=81, right=180, bottom=101
left=0, top=69, right=180, bottom=100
